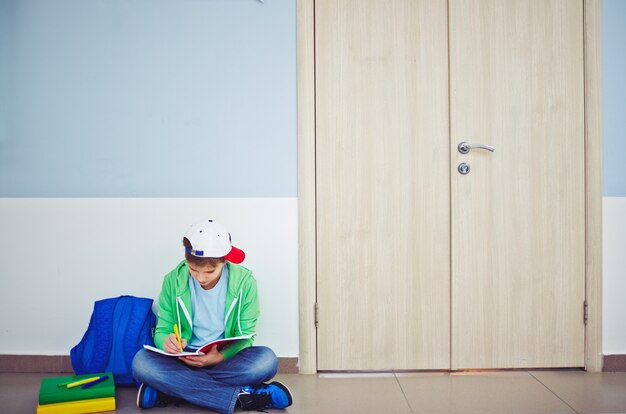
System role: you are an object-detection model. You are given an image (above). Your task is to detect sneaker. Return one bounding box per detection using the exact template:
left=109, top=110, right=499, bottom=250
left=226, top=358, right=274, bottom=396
left=136, top=383, right=175, bottom=409
left=239, top=381, right=293, bottom=411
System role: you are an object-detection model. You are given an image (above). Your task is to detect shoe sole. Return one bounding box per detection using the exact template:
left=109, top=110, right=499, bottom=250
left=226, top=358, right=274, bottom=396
left=136, top=383, right=145, bottom=408
left=269, top=381, right=293, bottom=407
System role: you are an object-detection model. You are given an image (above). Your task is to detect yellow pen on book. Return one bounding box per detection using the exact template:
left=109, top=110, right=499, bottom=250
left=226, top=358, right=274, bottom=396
left=57, top=376, right=100, bottom=387
left=65, top=376, right=101, bottom=389
left=173, top=323, right=183, bottom=352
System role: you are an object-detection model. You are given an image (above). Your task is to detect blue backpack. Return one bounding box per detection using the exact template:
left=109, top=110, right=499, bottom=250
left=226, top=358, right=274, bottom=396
left=70, top=295, right=156, bottom=385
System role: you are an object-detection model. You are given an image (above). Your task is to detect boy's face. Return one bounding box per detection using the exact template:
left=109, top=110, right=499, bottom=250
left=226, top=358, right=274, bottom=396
left=187, top=261, right=225, bottom=290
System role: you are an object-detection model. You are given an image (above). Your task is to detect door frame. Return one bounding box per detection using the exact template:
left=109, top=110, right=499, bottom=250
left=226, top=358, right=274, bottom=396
left=296, top=0, right=603, bottom=374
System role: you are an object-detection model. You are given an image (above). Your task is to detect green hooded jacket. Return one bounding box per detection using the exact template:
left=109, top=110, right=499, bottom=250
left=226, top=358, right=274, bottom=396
left=153, top=260, right=259, bottom=360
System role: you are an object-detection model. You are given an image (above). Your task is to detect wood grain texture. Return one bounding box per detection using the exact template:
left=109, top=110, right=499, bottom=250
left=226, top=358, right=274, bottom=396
left=450, top=0, right=586, bottom=369
left=583, top=0, right=603, bottom=373
left=297, top=0, right=318, bottom=375
left=315, top=0, right=451, bottom=370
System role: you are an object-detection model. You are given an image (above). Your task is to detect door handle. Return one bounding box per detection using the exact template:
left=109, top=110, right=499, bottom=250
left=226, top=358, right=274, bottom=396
left=458, top=141, right=495, bottom=154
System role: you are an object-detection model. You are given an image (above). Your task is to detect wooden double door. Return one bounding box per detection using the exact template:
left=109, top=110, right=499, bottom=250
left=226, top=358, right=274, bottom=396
left=315, top=0, right=586, bottom=370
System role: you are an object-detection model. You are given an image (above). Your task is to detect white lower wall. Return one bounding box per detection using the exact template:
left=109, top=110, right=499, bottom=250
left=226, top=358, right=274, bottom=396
left=2, top=196, right=624, bottom=357
left=0, top=198, right=298, bottom=357
left=603, top=197, right=626, bottom=355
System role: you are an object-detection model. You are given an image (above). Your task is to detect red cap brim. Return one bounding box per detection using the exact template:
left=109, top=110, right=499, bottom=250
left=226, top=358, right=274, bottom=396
left=224, top=245, right=245, bottom=264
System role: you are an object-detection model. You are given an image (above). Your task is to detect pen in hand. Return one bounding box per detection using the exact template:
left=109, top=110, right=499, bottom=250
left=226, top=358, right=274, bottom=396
left=173, top=323, right=183, bottom=352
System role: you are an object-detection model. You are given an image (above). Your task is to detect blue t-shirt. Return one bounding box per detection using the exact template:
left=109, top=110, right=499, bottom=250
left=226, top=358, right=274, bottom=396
left=187, top=265, right=228, bottom=349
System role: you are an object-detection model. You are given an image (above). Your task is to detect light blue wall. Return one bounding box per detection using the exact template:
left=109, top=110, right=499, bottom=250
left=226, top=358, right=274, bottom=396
left=3, top=1, right=621, bottom=198
left=0, top=0, right=297, bottom=197
left=603, top=0, right=626, bottom=197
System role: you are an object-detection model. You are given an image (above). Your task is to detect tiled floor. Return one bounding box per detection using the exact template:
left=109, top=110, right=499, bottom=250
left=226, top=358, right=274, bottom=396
left=3, top=370, right=626, bottom=414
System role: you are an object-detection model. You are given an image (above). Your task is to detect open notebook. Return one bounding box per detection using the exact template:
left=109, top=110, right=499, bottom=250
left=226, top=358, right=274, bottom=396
left=143, top=334, right=254, bottom=356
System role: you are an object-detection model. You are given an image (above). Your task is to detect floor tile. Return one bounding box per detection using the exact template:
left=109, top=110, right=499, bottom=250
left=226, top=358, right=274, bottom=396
left=0, top=373, right=55, bottom=414
left=4, top=371, right=626, bottom=414
left=0, top=372, right=411, bottom=414
left=530, top=370, right=626, bottom=414
left=276, top=373, right=412, bottom=414
left=397, top=371, right=577, bottom=414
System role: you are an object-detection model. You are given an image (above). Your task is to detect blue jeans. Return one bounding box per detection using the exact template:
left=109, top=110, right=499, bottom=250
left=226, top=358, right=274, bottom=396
left=132, top=346, right=278, bottom=414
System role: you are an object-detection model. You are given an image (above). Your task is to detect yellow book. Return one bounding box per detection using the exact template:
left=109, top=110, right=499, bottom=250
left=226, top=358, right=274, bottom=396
left=36, top=396, right=115, bottom=414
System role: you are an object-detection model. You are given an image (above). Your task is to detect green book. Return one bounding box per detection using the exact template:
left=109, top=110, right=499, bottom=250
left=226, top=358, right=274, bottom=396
left=38, top=372, right=115, bottom=405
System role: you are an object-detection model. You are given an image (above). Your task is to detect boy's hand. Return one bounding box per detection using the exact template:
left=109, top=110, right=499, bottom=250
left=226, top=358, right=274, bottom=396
left=179, top=345, right=224, bottom=367
left=163, top=333, right=187, bottom=354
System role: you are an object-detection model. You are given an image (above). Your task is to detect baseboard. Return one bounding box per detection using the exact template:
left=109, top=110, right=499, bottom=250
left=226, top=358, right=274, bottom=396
left=603, top=354, right=626, bottom=372
left=277, top=357, right=299, bottom=374
left=0, top=355, right=299, bottom=374
left=0, top=355, right=73, bottom=373
left=6, top=354, right=622, bottom=374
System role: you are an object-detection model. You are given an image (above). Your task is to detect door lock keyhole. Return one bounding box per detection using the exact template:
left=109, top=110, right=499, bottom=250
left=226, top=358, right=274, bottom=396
left=458, top=163, right=470, bottom=175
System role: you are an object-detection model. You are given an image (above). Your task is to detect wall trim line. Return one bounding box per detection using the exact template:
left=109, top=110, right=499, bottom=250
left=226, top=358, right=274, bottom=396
left=0, top=355, right=299, bottom=374
left=603, top=355, right=626, bottom=372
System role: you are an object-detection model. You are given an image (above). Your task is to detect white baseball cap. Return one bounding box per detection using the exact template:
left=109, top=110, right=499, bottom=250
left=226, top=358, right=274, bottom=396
left=183, top=219, right=245, bottom=264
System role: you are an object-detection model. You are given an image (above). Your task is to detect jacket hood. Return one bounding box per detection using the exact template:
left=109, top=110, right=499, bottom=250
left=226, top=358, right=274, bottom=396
left=171, top=260, right=253, bottom=296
